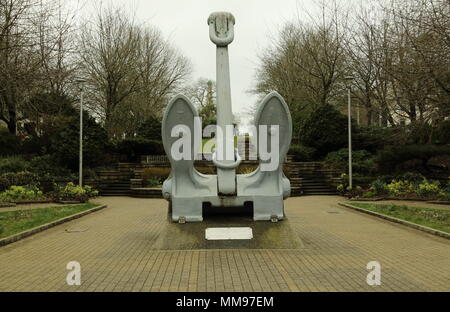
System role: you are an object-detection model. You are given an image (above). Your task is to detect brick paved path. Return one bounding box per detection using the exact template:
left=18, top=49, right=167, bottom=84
left=0, top=196, right=449, bottom=292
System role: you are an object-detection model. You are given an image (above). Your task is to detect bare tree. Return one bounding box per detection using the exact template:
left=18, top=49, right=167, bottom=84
left=0, top=0, right=79, bottom=134
left=79, top=4, right=191, bottom=137
left=254, top=1, right=348, bottom=118
left=183, top=78, right=216, bottom=109
left=0, top=0, right=37, bottom=134
left=255, top=0, right=449, bottom=129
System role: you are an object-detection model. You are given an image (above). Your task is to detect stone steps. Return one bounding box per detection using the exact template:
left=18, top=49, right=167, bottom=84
left=91, top=160, right=343, bottom=198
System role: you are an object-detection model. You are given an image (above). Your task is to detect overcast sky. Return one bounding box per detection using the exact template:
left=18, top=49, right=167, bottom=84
left=79, top=0, right=370, bottom=124
left=79, top=0, right=323, bottom=122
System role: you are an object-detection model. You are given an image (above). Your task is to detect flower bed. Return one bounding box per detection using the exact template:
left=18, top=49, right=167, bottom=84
left=337, top=173, right=450, bottom=201
left=50, top=182, right=99, bottom=203
left=0, top=186, right=47, bottom=204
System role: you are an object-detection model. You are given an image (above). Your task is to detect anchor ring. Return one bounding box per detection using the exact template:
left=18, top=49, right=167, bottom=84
left=212, top=148, right=242, bottom=169
left=208, top=12, right=235, bottom=47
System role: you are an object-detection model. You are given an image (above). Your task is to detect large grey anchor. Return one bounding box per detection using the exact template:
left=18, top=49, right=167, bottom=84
left=162, top=12, right=292, bottom=223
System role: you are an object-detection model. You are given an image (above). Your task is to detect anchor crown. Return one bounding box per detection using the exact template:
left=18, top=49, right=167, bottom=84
left=207, top=12, right=235, bottom=26
left=208, top=12, right=235, bottom=46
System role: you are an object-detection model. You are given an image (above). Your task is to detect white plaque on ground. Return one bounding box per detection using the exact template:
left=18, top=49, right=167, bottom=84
left=205, top=227, right=253, bottom=240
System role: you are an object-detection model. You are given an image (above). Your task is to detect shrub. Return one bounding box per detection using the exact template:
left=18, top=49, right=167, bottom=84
left=353, top=126, right=392, bottom=153
left=288, top=144, right=317, bottom=162
left=145, top=178, right=161, bottom=187
left=299, top=104, right=348, bottom=157
left=29, top=155, right=72, bottom=177
left=0, top=129, right=21, bottom=156
left=346, top=186, right=365, bottom=199
left=114, top=138, right=164, bottom=161
left=440, top=192, right=450, bottom=201
left=408, top=122, right=434, bottom=145
left=336, top=174, right=366, bottom=197
left=362, top=190, right=377, bottom=198
left=444, top=181, right=450, bottom=193
left=136, top=117, right=162, bottom=141
left=432, top=120, right=450, bottom=144
left=386, top=180, right=415, bottom=196
left=416, top=180, right=442, bottom=197
left=397, top=172, right=426, bottom=187
left=0, top=157, right=30, bottom=173
left=325, top=149, right=376, bottom=175
left=0, top=171, right=39, bottom=192
left=51, top=182, right=98, bottom=202
left=0, top=185, right=44, bottom=203
left=370, top=179, right=388, bottom=195
left=376, top=145, right=450, bottom=173
left=50, top=113, right=109, bottom=170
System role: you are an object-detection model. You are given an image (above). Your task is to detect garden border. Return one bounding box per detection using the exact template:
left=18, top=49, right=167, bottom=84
left=0, top=204, right=107, bottom=247
left=338, top=202, right=450, bottom=240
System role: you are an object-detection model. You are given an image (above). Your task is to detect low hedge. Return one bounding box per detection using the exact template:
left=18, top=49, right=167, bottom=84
left=288, top=144, right=317, bottom=162
left=113, top=138, right=164, bottom=161
left=376, top=145, right=450, bottom=173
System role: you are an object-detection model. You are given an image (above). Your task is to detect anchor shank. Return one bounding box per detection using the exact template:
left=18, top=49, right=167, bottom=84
left=216, top=45, right=236, bottom=195
left=207, top=12, right=237, bottom=195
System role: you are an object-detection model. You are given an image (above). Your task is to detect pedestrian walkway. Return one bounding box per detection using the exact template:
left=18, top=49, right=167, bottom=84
left=0, top=196, right=448, bottom=292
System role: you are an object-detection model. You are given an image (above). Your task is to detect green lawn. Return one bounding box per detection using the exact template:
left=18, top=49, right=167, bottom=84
left=0, top=203, right=98, bottom=239
left=201, top=137, right=240, bottom=153
left=349, top=203, right=450, bottom=234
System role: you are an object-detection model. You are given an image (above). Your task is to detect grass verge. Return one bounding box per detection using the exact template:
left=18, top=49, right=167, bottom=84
left=0, top=203, right=97, bottom=239
left=349, top=203, right=450, bottom=234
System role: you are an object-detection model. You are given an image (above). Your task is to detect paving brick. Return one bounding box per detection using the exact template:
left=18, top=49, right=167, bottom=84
left=0, top=196, right=449, bottom=292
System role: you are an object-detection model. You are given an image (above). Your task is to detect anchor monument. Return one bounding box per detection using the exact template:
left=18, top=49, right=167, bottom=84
left=162, top=12, right=293, bottom=223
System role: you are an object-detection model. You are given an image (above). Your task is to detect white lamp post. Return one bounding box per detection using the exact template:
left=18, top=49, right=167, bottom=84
left=76, top=79, right=86, bottom=187
left=344, top=75, right=354, bottom=189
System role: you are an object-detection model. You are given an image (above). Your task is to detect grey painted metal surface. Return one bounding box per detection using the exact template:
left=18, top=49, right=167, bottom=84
left=162, top=12, right=293, bottom=223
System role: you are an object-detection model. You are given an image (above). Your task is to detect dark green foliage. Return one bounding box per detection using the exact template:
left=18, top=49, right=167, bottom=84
left=20, top=136, right=46, bottom=155
left=202, top=116, right=217, bottom=129
left=353, top=126, right=392, bottom=153
left=50, top=182, right=98, bottom=202
left=199, top=102, right=216, bottom=128
left=113, top=138, right=164, bottom=161
left=397, top=172, right=427, bottom=185
left=0, top=155, right=76, bottom=192
left=325, top=149, right=376, bottom=175
left=299, top=104, right=348, bottom=157
left=29, top=155, right=73, bottom=177
left=0, top=129, right=21, bottom=156
left=291, top=110, right=307, bottom=139
left=0, top=157, right=30, bottom=173
left=370, top=173, right=427, bottom=192
left=432, top=120, right=450, bottom=144
left=50, top=113, right=109, bottom=170
left=376, top=145, right=450, bottom=173
left=408, top=122, right=434, bottom=144
left=27, top=92, right=76, bottom=117
left=0, top=172, right=39, bottom=192
left=288, top=144, right=317, bottom=162
left=136, top=116, right=162, bottom=141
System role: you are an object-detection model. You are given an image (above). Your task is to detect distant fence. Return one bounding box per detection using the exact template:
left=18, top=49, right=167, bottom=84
left=142, top=155, right=169, bottom=163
